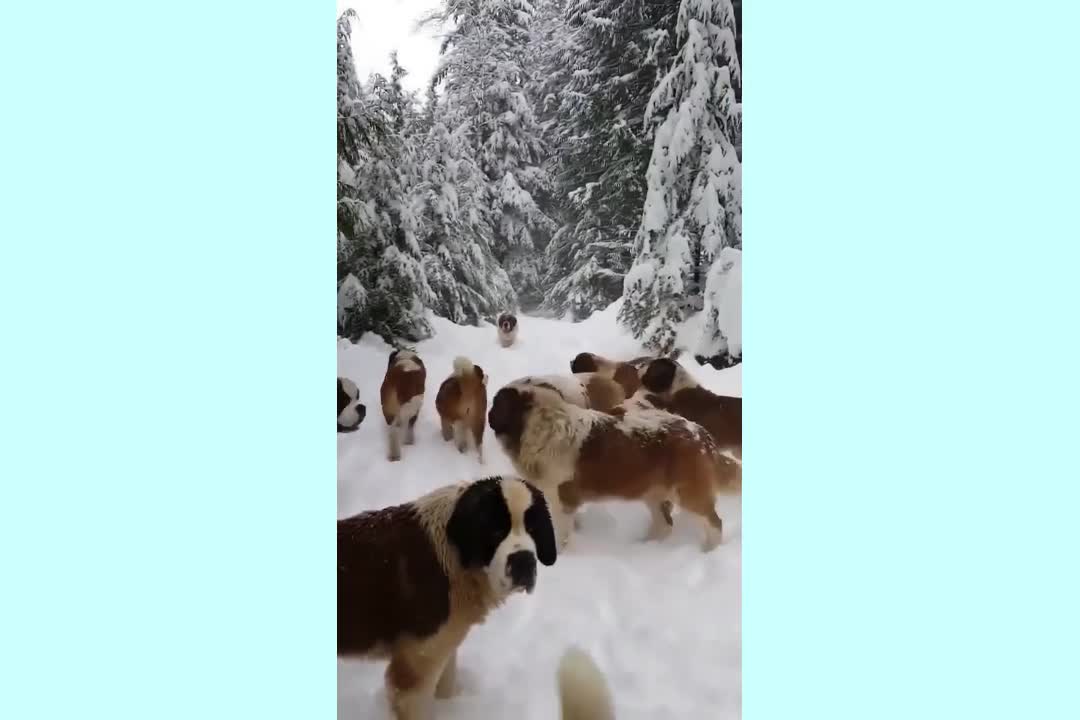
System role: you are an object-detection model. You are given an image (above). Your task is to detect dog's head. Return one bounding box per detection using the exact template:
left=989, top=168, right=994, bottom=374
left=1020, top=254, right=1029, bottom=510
left=337, top=377, right=366, bottom=433
left=488, top=386, right=534, bottom=452
left=446, top=476, right=556, bottom=596
left=498, top=314, right=517, bottom=334
left=569, top=352, right=599, bottom=374
left=640, top=357, right=696, bottom=395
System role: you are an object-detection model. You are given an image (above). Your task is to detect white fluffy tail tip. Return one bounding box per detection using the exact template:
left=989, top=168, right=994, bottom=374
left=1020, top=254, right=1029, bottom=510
left=558, top=647, right=615, bottom=720
left=452, top=356, right=474, bottom=376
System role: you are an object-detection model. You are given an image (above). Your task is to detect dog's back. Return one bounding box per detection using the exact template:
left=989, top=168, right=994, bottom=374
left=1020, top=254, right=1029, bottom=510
left=337, top=505, right=450, bottom=657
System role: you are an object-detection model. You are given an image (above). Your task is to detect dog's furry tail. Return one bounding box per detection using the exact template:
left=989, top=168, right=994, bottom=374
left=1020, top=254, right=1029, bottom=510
left=452, top=356, right=474, bottom=377
left=557, top=647, right=615, bottom=720
left=712, top=449, right=742, bottom=493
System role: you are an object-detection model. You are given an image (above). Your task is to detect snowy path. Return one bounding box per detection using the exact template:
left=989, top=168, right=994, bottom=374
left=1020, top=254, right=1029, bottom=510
left=337, top=303, right=741, bottom=719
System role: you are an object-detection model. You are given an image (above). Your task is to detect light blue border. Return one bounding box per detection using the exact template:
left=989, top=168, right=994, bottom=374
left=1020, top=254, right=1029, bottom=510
left=746, top=1, right=1079, bottom=718
left=2, top=0, right=1078, bottom=718
left=1, top=2, right=335, bottom=718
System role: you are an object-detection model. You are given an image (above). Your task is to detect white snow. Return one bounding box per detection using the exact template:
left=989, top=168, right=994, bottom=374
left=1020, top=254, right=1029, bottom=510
left=338, top=301, right=741, bottom=719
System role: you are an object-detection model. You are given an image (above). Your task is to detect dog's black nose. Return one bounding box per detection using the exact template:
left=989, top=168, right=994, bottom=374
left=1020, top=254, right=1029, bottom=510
left=507, top=550, right=536, bottom=590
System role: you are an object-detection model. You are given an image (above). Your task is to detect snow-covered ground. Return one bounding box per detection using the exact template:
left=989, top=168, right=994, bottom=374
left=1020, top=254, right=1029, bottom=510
left=338, top=302, right=741, bottom=719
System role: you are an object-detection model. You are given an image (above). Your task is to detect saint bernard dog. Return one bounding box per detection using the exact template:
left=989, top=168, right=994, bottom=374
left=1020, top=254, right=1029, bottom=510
left=510, top=372, right=625, bottom=413
left=639, top=357, right=742, bottom=460
left=496, top=313, right=518, bottom=348
left=338, top=476, right=557, bottom=720
left=380, top=350, right=426, bottom=461
left=488, top=384, right=739, bottom=552
left=337, top=377, right=366, bottom=433
left=435, top=356, right=488, bottom=461
left=568, top=352, right=654, bottom=398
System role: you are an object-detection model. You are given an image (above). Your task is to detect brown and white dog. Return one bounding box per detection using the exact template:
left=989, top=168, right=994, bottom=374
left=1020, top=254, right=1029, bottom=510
left=337, top=377, right=366, bottom=433
left=338, top=476, right=557, bottom=720
left=568, top=353, right=653, bottom=398
left=497, top=313, right=518, bottom=348
left=639, top=358, right=742, bottom=460
left=381, top=350, right=426, bottom=461
left=488, top=385, right=739, bottom=551
left=510, top=373, right=625, bottom=413
left=435, top=357, right=488, bottom=461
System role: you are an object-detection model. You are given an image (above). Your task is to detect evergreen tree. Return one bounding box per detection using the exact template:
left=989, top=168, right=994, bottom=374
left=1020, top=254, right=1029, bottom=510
left=619, top=0, right=741, bottom=357
left=415, top=108, right=517, bottom=324
left=540, top=0, right=680, bottom=320
left=337, top=11, right=433, bottom=342
left=432, top=0, right=557, bottom=310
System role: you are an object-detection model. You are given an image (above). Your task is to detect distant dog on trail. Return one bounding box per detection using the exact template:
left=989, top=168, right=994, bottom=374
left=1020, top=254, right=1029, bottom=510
left=436, top=357, right=488, bottom=461
left=337, top=377, right=366, bottom=433
left=488, top=384, right=739, bottom=551
left=497, top=313, right=518, bottom=348
left=380, top=350, right=426, bottom=461
left=338, top=476, right=557, bottom=720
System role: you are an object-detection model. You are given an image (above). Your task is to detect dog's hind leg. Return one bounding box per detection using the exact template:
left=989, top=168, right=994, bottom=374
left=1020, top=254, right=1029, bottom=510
left=644, top=491, right=675, bottom=542
left=387, top=421, right=402, bottom=462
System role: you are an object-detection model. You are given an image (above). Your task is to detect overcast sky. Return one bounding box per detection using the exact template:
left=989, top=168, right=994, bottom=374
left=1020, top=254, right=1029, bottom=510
left=338, top=0, right=443, bottom=93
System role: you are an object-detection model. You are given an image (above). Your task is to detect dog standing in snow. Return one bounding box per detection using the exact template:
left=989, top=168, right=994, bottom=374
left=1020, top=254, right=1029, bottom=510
left=338, top=476, right=557, bottom=720
left=435, top=357, right=488, bottom=462
left=488, top=383, right=739, bottom=551
left=380, top=350, right=426, bottom=462
left=497, top=313, right=518, bottom=348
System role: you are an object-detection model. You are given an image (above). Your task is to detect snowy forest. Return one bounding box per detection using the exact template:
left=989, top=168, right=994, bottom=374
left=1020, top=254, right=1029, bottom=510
left=337, top=0, right=742, bottom=365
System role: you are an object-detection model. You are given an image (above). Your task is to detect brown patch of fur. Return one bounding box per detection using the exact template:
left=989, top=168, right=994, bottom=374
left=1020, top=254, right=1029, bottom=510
left=338, top=505, right=450, bottom=657
left=338, top=483, right=512, bottom=720
left=581, top=374, right=624, bottom=412
left=643, top=388, right=741, bottom=458
left=435, top=360, right=487, bottom=459
left=570, top=352, right=643, bottom=398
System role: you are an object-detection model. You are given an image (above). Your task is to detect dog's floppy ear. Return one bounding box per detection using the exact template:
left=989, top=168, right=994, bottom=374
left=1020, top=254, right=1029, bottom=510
left=446, top=478, right=509, bottom=569
left=337, top=379, right=351, bottom=415
left=523, top=481, right=557, bottom=566
left=641, top=358, right=678, bottom=393
left=387, top=350, right=399, bottom=369
left=488, top=386, right=528, bottom=437
left=474, top=364, right=486, bottom=385
left=570, top=352, right=597, bottom=374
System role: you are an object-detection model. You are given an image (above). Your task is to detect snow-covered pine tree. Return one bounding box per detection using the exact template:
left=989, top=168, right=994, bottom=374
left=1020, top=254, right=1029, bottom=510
left=619, top=0, right=742, bottom=360
left=415, top=107, right=517, bottom=324
left=540, top=0, right=681, bottom=320
left=431, top=0, right=557, bottom=311
left=337, top=10, right=433, bottom=342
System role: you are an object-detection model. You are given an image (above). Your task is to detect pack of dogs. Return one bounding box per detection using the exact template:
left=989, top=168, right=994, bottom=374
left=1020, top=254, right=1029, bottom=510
left=338, top=315, right=741, bottom=720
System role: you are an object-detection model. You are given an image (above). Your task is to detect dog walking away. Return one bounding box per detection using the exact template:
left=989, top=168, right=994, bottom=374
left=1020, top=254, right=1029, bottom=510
left=639, top=357, right=741, bottom=459
left=497, top=313, right=518, bottom=348
left=337, top=377, right=366, bottom=433
left=338, top=476, right=557, bottom=720
left=436, top=357, right=488, bottom=461
left=380, top=350, right=426, bottom=461
left=557, top=647, right=616, bottom=720
left=488, top=385, right=739, bottom=551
